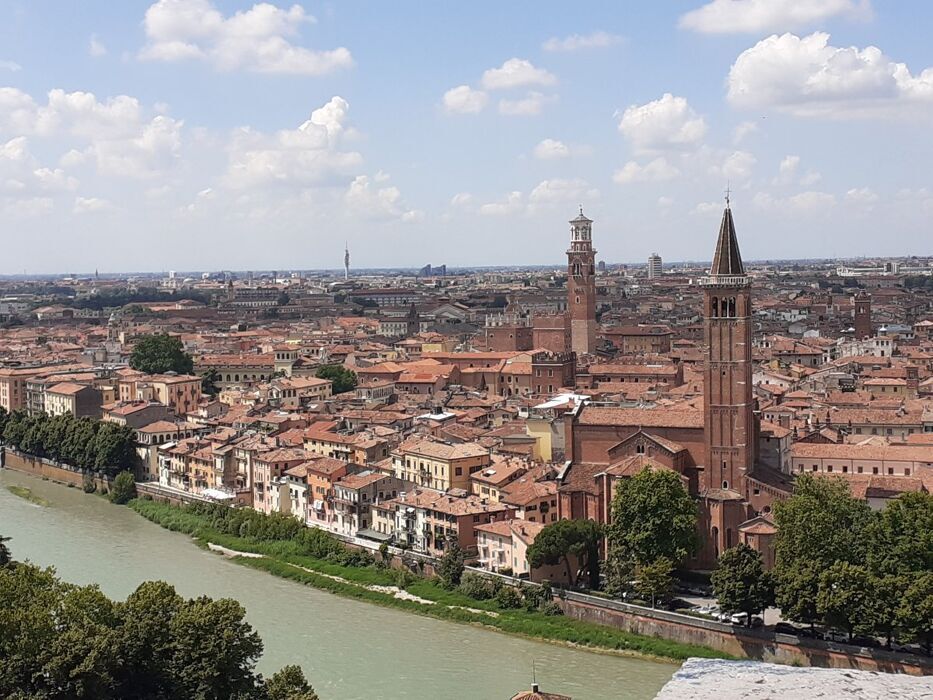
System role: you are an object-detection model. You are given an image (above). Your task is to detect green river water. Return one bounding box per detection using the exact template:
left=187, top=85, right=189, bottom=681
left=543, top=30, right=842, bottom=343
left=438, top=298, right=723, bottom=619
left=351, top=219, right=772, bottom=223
left=0, top=468, right=675, bottom=699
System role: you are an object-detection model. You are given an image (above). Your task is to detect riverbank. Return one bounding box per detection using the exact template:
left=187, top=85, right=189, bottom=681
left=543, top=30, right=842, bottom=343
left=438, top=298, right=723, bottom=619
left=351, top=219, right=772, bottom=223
left=129, top=498, right=726, bottom=663
left=1, top=468, right=676, bottom=699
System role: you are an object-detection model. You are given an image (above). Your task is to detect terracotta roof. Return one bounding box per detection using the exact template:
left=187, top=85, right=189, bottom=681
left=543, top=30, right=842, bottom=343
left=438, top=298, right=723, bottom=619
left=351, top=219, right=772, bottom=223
left=576, top=405, right=703, bottom=429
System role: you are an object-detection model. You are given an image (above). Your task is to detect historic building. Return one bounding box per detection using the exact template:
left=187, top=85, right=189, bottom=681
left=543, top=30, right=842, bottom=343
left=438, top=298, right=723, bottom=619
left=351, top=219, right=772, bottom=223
left=854, top=291, right=872, bottom=339
left=557, top=202, right=783, bottom=569
left=566, top=209, right=597, bottom=356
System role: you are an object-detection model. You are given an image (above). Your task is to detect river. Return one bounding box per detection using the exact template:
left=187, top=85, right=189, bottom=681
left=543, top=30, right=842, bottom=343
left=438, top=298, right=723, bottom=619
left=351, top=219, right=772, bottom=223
left=0, top=469, right=675, bottom=699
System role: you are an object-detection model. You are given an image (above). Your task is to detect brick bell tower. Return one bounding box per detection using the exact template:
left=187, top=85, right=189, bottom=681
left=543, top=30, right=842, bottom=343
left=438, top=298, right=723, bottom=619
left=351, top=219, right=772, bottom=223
left=698, top=198, right=757, bottom=564
left=702, top=199, right=755, bottom=495
left=567, top=208, right=597, bottom=356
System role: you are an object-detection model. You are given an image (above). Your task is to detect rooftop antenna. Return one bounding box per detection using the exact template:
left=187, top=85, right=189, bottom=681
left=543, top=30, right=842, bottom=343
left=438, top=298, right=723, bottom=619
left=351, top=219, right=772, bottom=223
left=578, top=204, right=583, bottom=215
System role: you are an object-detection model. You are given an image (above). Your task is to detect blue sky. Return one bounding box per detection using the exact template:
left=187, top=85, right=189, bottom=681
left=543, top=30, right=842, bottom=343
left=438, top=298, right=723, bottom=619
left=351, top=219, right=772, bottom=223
left=0, top=0, right=931, bottom=274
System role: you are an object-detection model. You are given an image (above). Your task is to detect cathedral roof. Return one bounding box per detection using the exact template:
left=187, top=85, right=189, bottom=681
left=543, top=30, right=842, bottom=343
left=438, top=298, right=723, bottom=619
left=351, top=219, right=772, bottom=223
left=710, top=206, right=745, bottom=276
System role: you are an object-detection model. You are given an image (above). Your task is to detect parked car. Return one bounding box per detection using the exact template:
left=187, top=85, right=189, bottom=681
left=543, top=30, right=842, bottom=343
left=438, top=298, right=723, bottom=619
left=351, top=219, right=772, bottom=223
left=849, top=635, right=882, bottom=649
left=730, top=612, right=764, bottom=627
left=773, top=622, right=799, bottom=636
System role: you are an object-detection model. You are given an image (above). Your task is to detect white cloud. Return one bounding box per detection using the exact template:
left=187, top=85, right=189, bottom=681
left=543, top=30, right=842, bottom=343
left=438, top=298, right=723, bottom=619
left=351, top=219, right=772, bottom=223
left=450, top=192, right=473, bottom=207
left=845, top=186, right=879, bottom=210
left=618, top=93, right=707, bottom=152
left=778, top=155, right=800, bottom=180
left=542, top=31, right=621, bottom=52
left=498, top=92, right=555, bottom=116
left=89, top=35, right=107, bottom=57
left=680, top=0, right=870, bottom=34
left=773, top=155, right=822, bottom=186
left=717, top=150, right=757, bottom=180
left=479, top=191, right=524, bottom=216
left=753, top=189, right=837, bottom=213
left=344, top=174, right=421, bottom=222
left=139, top=0, right=352, bottom=75
left=224, top=96, right=361, bottom=189
left=728, top=32, right=933, bottom=118
left=613, top=157, right=680, bottom=184
left=73, top=196, right=113, bottom=214
left=527, top=178, right=598, bottom=212
left=692, top=200, right=722, bottom=215
left=443, top=85, right=488, bottom=114
left=732, top=120, right=759, bottom=144
left=0, top=60, right=21, bottom=72
left=480, top=58, right=556, bottom=90
left=658, top=196, right=674, bottom=207
left=533, top=138, right=570, bottom=160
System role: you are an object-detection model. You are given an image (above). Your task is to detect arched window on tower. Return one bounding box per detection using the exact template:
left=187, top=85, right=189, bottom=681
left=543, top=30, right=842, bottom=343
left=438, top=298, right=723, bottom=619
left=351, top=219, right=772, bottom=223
left=729, top=297, right=736, bottom=317
left=711, top=297, right=719, bottom=318
left=572, top=262, right=581, bottom=277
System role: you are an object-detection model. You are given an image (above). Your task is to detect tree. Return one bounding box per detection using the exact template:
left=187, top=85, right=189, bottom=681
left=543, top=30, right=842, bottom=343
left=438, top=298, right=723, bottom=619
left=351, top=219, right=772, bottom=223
left=315, top=364, right=357, bottom=394
left=0, top=535, right=11, bottom=568
left=130, top=333, right=194, bottom=375
left=201, top=369, right=221, bottom=397
left=0, top=562, right=316, bottom=698
left=897, top=572, right=933, bottom=655
left=526, top=518, right=602, bottom=589
left=866, top=491, right=933, bottom=578
left=437, top=539, right=465, bottom=589
left=773, top=474, right=873, bottom=572
left=95, top=423, right=137, bottom=474
left=817, top=561, right=874, bottom=641
left=264, top=665, right=319, bottom=700
left=606, top=468, right=697, bottom=570
left=110, top=471, right=137, bottom=505
left=774, top=562, right=821, bottom=629
left=636, top=557, right=674, bottom=608
left=711, top=544, right=774, bottom=626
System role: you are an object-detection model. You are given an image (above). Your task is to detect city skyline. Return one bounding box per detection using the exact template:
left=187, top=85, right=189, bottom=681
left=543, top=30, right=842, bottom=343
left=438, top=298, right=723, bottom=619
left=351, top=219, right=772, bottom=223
left=1, top=1, right=933, bottom=274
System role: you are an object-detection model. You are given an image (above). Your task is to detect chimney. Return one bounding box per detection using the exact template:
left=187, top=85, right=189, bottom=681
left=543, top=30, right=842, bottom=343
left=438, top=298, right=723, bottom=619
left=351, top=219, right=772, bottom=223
left=531, top=683, right=539, bottom=693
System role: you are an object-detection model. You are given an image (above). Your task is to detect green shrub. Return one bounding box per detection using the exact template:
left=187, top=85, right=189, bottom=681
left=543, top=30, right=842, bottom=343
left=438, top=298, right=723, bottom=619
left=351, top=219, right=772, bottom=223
left=82, top=473, right=97, bottom=493
left=540, top=601, right=564, bottom=616
left=109, top=471, right=136, bottom=504
left=495, top=585, right=524, bottom=609
left=458, top=573, right=495, bottom=600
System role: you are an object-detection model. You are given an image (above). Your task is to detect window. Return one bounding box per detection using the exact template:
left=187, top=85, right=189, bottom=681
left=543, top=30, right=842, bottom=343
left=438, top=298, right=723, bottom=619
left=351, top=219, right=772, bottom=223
left=842, top=466, right=848, bottom=473
left=722, top=480, right=729, bottom=489
left=905, top=468, right=911, bottom=476
left=888, top=468, right=894, bottom=475
left=827, top=465, right=833, bottom=472
left=872, top=467, right=879, bottom=475
left=857, top=466, right=863, bottom=473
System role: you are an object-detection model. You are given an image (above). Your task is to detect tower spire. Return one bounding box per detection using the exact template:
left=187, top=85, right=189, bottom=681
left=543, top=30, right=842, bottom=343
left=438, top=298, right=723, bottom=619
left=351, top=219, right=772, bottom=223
left=710, top=202, right=744, bottom=277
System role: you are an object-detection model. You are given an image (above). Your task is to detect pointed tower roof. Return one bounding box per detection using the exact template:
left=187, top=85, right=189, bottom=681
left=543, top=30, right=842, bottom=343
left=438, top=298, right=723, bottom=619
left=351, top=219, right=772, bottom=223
left=710, top=205, right=744, bottom=277
left=570, top=205, right=592, bottom=224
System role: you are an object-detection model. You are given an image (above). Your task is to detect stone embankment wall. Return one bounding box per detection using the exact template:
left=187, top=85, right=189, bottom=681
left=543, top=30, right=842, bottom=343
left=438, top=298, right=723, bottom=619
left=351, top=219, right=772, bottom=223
left=2, top=449, right=112, bottom=491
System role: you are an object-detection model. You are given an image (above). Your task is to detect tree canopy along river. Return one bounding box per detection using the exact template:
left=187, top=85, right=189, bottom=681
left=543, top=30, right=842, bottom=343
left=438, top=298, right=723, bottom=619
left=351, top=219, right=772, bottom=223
left=0, top=469, right=675, bottom=699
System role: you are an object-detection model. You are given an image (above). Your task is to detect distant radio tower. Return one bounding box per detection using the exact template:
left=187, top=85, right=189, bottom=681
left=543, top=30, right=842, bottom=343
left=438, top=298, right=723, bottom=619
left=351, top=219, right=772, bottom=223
left=344, top=242, right=350, bottom=280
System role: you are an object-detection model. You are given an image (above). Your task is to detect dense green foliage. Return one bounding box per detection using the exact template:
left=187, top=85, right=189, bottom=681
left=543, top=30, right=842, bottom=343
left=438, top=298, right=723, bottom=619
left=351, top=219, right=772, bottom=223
left=773, top=474, right=933, bottom=648
left=110, top=471, right=137, bottom=505
left=526, top=518, right=602, bottom=589
left=2, top=411, right=136, bottom=476
left=436, top=539, right=465, bottom=589
left=65, top=287, right=214, bottom=311
left=0, top=541, right=316, bottom=700
left=201, top=368, right=221, bottom=397
left=130, top=333, right=194, bottom=375
left=635, top=557, right=675, bottom=608
left=605, top=468, right=697, bottom=599
left=314, top=365, right=357, bottom=394
left=711, top=544, right=774, bottom=625
left=130, top=499, right=727, bottom=661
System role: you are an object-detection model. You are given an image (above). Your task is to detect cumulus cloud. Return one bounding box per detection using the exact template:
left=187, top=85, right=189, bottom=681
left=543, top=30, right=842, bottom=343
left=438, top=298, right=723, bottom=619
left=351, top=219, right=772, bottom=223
left=344, top=174, right=422, bottom=222
left=533, top=138, right=570, bottom=159
left=732, top=120, right=759, bottom=144
left=443, top=85, right=488, bottom=114
left=224, top=96, right=361, bottom=189
left=680, top=0, right=870, bottom=34
left=527, top=178, right=598, bottom=212
left=479, top=191, right=524, bottom=216
left=0, top=88, right=182, bottom=178
left=613, top=157, right=680, bottom=184
left=0, top=60, right=21, bottom=72
left=480, top=58, right=556, bottom=90
left=542, top=31, right=621, bottom=52
left=498, top=92, right=556, bottom=116
left=618, top=93, right=707, bottom=152
left=728, top=32, right=933, bottom=118
left=139, top=0, right=352, bottom=75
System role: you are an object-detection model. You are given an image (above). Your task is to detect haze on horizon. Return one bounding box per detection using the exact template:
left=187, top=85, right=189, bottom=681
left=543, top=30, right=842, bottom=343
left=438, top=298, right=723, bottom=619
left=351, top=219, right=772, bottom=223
left=1, top=0, right=932, bottom=274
